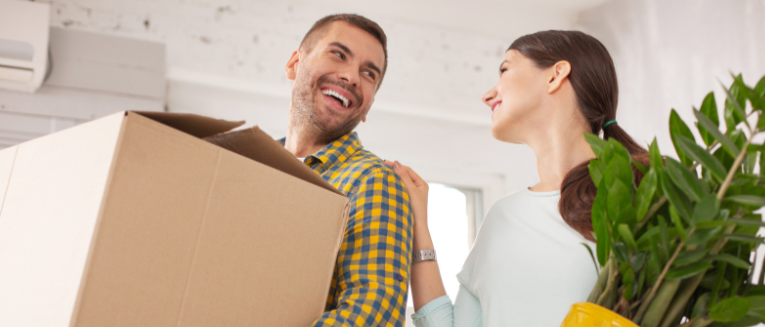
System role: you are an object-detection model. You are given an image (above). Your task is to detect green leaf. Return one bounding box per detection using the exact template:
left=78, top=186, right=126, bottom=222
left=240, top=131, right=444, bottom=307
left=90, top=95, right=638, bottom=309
left=728, top=218, right=765, bottom=227
left=593, top=181, right=610, bottom=266
left=760, top=151, right=764, bottom=177
left=582, top=243, right=599, bottom=274
left=606, top=179, right=632, bottom=224
left=633, top=160, right=649, bottom=175
left=585, top=133, right=607, bottom=158
left=694, top=109, right=740, bottom=157
left=687, top=226, right=723, bottom=246
left=670, top=109, right=697, bottom=166
left=604, top=154, right=634, bottom=195
left=620, top=262, right=636, bottom=300
left=709, top=297, right=750, bottom=322
left=637, top=226, right=661, bottom=247
left=755, top=75, right=765, bottom=98
left=693, top=293, right=711, bottom=319
left=702, top=273, right=730, bottom=290
left=669, top=206, right=689, bottom=240
left=723, top=78, right=748, bottom=131
left=674, top=248, right=708, bottom=266
left=660, top=166, right=693, bottom=221
left=650, top=138, right=663, bottom=170
left=725, top=195, right=765, bottom=208
left=747, top=296, right=765, bottom=322
left=692, top=194, right=721, bottom=223
left=618, top=224, right=639, bottom=252
left=720, top=234, right=765, bottom=245
left=658, top=216, right=672, bottom=261
left=665, top=157, right=704, bottom=202
left=676, top=136, right=728, bottom=182
left=588, top=159, right=605, bottom=186
left=698, top=92, right=719, bottom=146
left=695, top=220, right=736, bottom=229
left=635, top=169, right=658, bottom=221
left=705, top=254, right=751, bottom=269
left=666, top=261, right=712, bottom=280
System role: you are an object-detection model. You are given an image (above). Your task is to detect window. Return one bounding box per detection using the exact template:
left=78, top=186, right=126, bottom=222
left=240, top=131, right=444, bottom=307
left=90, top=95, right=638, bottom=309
left=405, top=183, right=483, bottom=325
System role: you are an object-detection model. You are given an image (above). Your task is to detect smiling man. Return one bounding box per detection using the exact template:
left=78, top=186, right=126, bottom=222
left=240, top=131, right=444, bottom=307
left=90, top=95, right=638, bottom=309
left=282, top=14, right=413, bottom=327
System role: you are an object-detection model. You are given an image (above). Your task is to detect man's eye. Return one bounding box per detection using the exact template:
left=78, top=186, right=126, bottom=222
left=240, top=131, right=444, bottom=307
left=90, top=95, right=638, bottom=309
left=333, top=51, right=345, bottom=60
left=363, top=71, right=377, bottom=80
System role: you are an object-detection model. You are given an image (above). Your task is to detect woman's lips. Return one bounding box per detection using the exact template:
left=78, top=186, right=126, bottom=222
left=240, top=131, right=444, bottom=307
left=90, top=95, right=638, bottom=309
left=491, top=101, right=502, bottom=112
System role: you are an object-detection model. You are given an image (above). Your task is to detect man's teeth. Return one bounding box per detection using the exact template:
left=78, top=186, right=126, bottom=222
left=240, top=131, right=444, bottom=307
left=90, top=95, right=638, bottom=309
left=322, top=89, right=350, bottom=108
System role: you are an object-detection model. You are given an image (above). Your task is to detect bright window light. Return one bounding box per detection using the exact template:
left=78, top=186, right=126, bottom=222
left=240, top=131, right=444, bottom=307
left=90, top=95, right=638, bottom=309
left=408, top=182, right=474, bottom=306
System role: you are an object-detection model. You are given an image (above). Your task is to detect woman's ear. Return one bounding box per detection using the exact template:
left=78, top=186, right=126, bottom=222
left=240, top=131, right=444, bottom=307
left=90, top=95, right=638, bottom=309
left=285, top=50, right=300, bottom=81
left=547, top=60, right=572, bottom=93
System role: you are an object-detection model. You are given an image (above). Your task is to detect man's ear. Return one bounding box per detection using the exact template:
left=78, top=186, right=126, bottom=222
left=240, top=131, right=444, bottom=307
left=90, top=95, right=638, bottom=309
left=547, top=60, right=572, bottom=94
left=285, top=50, right=300, bottom=81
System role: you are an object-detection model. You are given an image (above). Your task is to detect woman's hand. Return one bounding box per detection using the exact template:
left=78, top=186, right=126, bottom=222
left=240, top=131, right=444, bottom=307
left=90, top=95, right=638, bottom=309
left=385, top=160, right=429, bottom=229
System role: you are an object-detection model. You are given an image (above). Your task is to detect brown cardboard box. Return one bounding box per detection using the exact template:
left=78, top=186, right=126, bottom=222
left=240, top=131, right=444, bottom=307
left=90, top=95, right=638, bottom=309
left=0, top=111, right=349, bottom=327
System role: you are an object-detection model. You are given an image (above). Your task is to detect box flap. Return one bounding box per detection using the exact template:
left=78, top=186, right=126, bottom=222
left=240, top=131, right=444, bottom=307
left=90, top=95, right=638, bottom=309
left=204, top=127, right=344, bottom=197
left=132, top=111, right=244, bottom=138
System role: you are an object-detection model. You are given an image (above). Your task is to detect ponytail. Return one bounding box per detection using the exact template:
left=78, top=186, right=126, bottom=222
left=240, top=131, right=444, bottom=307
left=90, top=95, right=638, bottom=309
left=559, top=123, right=648, bottom=241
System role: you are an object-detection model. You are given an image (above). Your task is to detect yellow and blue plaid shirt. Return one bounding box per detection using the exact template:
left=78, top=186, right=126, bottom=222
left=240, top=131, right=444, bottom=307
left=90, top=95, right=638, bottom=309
left=288, top=132, right=413, bottom=327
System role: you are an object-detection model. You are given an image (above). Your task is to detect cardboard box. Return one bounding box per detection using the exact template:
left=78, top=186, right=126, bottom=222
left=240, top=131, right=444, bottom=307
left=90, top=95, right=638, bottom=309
left=0, top=111, right=349, bottom=326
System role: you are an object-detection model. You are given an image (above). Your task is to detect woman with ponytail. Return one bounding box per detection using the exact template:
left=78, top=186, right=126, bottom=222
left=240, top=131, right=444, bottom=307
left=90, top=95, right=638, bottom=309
left=386, top=30, right=649, bottom=326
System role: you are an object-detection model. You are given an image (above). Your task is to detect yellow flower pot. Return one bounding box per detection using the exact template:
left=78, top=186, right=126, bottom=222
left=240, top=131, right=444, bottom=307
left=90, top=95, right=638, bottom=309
left=560, top=302, right=638, bottom=327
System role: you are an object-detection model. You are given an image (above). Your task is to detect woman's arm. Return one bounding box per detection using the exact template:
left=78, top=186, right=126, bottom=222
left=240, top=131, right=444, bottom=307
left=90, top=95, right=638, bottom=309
left=386, top=161, right=447, bottom=311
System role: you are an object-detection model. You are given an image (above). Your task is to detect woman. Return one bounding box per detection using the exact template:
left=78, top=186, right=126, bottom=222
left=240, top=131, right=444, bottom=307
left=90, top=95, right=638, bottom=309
left=387, top=30, right=649, bottom=326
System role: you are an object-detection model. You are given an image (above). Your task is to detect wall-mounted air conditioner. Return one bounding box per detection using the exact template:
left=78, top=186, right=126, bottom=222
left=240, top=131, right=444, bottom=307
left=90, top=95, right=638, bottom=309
left=0, top=0, right=50, bottom=93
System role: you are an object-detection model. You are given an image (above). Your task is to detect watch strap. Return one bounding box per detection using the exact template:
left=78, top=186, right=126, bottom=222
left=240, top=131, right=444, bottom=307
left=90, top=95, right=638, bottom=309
left=413, top=249, right=437, bottom=263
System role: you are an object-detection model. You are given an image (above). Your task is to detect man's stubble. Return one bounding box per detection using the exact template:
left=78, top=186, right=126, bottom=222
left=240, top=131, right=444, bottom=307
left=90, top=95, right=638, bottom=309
left=290, top=67, right=367, bottom=146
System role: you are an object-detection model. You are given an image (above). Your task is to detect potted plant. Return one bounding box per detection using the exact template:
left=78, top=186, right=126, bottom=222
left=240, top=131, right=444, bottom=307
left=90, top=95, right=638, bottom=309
left=561, top=73, right=765, bottom=327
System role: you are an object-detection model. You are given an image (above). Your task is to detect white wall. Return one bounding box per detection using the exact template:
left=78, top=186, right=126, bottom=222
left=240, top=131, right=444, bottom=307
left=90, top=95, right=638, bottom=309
left=26, top=0, right=572, bottom=210
left=576, top=0, right=765, bottom=154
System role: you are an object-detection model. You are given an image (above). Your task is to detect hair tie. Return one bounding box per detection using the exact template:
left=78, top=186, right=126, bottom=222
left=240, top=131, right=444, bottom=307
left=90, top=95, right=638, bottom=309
left=603, top=120, right=617, bottom=128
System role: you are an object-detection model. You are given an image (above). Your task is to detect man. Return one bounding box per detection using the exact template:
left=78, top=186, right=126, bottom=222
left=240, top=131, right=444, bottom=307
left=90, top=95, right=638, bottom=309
left=282, top=14, right=413, bottom=327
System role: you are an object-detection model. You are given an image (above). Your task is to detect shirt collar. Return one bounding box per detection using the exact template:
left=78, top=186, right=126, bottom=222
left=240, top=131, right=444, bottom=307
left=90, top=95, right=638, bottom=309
left=278, top=131, right=363, bottom=173
left=308, top=131, right=362, bottom=172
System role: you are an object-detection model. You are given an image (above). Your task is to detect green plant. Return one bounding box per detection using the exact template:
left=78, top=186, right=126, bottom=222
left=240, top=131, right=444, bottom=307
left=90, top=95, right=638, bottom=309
left=584, top=73, right=765, bottom=327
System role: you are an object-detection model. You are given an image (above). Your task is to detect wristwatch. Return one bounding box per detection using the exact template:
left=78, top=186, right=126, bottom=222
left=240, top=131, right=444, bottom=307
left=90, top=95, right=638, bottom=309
left=413, top=249, right=437, bottom=263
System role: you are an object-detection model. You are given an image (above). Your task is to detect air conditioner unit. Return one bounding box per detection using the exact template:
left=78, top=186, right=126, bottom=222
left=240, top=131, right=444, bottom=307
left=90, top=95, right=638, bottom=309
left=0, top=0, right=50, bottom=93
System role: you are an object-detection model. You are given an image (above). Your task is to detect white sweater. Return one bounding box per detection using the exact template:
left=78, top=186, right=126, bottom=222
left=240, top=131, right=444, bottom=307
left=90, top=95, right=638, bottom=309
left=412, top=188, right=598, bottom=327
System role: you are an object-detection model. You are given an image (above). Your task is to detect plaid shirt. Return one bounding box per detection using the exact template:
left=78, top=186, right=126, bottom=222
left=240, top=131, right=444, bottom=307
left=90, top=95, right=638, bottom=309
left=291, top=132, right=413, bottom=327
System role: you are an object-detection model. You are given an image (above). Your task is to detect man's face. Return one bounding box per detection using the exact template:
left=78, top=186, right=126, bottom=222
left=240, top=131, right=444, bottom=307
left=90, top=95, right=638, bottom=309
left=286, top=21, right=385, bottom=144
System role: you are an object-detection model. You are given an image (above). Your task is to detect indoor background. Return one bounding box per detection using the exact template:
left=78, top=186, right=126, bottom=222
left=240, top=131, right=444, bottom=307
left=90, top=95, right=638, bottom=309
left=1, top=0, right=764, bottom=325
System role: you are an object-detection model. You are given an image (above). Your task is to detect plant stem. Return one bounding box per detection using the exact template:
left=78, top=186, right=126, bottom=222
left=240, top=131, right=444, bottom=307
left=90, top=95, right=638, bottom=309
left=717, top=137, right=753, bottom=200
left=634, top=231, right=693, bottom=323
left=597, top=259, right=619, bottom=306
left=659, top=273, right=705, bottom=327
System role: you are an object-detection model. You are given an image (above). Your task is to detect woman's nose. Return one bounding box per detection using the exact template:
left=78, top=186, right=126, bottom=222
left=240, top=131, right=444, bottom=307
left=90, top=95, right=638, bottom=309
left=482, top=88, right=497, bottom=106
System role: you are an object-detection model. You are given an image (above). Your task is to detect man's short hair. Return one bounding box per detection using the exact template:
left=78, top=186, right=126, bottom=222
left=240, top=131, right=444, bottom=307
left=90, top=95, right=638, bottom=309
left=299, top=14, right=388, bottom=91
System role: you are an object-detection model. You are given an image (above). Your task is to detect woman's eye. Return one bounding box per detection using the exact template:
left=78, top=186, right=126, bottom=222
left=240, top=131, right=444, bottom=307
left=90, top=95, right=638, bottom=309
left=500, top=68, right=508, bottom=74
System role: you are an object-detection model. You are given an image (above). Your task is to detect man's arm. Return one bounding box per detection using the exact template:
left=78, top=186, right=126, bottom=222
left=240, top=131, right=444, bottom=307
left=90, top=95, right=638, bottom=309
left=312, top=169, right=413, bottom=327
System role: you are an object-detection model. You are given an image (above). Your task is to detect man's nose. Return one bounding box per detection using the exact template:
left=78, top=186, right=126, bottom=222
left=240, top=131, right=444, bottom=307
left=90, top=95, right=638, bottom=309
left=337, top=69, right=359, bottom=88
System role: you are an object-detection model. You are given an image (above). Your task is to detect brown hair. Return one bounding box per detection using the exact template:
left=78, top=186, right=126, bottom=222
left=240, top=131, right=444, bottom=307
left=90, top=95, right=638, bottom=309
left=300, top=14, right=388, bottom=90
left=508, top=30, right=649, bottom=241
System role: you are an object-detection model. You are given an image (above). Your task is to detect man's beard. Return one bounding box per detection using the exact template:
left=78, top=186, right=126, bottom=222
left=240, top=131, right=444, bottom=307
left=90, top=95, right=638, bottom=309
left=291, top=71, right=365, bottom=145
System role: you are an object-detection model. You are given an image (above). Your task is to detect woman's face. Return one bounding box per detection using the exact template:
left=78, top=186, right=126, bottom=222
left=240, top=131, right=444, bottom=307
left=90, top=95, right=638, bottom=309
left=482, top=50, right=550, bottom=144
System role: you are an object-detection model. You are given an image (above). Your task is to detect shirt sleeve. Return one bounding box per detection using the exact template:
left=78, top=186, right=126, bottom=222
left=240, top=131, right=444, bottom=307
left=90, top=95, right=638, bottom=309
left=311, top=169, right=413, bottom=327
left=411, top=285, right=482, bottom=327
